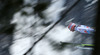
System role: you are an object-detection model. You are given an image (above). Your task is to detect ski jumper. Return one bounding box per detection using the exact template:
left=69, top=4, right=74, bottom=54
left=68, top=23, right=95, bottom=34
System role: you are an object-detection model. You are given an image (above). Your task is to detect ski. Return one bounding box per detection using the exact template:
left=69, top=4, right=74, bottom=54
left=60, top=41, right=94, bottom=50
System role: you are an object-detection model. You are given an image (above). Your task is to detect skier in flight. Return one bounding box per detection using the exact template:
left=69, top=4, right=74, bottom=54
left=68, top=22, right=95, bottom=34
left=60, top=22, right=95, bottom=50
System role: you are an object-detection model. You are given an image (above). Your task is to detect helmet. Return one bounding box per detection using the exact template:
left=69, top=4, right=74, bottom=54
left=68, top=22, right=76, bottom=31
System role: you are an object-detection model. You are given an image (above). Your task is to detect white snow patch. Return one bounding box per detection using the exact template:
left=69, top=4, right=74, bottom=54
left=21, top=7, right=34, bottom=14
left=47, top=25, right=75, bottom=42
left=65, top=18, right=75, bottom=26
left=33, top=39, right=71, bottom=55
left=71, top=49, right=83, bottom=55
left=10, top=37, right=33, bottom=55
left=11, top=11, right=39, bottom=40
left=85, top=0, right=98, bottom=8
left=43, top=0, right=66, bottom=22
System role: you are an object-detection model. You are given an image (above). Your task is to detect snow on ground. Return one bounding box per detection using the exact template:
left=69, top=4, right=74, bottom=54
left=47, top=25, right=75, bottom=42
left=10, top=37, right=33, bottom=55
left=32, top=25, right=77, bottom=55
left=9, top=0, right=83, bottom=55
left=43, top=0, right=66, bottom=22
left=85, top=0, right=98, bottom=7
left=33, top=38, right=71, bottom=55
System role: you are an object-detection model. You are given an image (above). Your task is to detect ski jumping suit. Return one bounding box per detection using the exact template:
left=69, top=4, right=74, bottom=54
left=75, top=25, right=95, bottom=34
left=68, top=23, right=95, bottom=34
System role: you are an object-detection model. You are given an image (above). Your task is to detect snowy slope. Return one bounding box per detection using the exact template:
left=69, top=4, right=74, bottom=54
left=0, top=0, right=97, bottom=55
